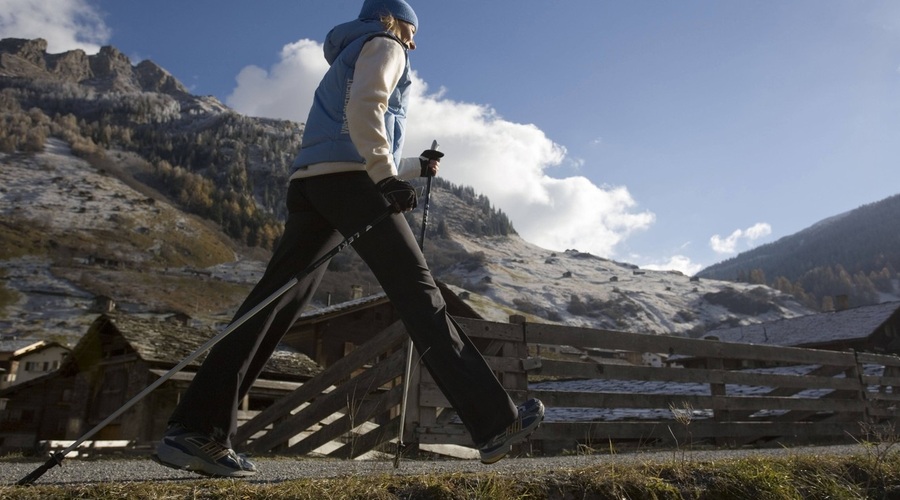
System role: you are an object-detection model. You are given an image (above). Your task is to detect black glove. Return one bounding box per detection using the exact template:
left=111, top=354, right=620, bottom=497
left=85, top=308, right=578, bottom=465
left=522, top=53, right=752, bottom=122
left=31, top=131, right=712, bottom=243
left=377, top=176, right=418, bottom=213
left=418, top=149, right=444, bottom=177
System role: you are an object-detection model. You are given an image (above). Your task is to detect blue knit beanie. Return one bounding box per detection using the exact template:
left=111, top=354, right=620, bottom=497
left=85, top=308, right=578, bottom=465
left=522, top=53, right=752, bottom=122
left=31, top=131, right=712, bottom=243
left=359, top=0, right=418, bottom=30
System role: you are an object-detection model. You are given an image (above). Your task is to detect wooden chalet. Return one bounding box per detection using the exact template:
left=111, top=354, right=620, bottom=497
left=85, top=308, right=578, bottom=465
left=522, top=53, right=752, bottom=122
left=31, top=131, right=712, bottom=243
left=0, top=314, right=319, bottom=455
left=685, top=301, right=900, bottom=369
left=0, top=339, right=69, bottom=390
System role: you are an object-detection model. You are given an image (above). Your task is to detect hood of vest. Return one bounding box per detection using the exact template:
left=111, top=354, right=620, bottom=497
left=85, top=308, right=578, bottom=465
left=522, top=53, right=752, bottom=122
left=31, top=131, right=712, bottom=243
left=323, top=19, right=391, bottom=65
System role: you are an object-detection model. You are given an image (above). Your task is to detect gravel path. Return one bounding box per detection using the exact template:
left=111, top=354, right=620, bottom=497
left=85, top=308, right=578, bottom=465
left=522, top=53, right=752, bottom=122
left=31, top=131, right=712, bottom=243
left=4, top=444, right=871, bottom=486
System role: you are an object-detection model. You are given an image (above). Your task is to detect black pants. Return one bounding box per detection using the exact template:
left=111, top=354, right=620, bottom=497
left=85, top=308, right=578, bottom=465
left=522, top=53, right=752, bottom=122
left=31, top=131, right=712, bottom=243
left=169, top=172, right=517, bottom=448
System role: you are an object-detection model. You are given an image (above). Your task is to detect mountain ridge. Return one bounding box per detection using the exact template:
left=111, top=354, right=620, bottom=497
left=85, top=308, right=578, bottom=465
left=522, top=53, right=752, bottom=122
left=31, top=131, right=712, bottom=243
left=698, top=193, right=900, bottom=309
left=0, top=38, right=190, bottom=97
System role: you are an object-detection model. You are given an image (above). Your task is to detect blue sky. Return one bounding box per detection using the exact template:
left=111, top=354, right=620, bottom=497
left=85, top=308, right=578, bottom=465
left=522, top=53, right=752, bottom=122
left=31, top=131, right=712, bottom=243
left=3, top=0, right=899, bottom=275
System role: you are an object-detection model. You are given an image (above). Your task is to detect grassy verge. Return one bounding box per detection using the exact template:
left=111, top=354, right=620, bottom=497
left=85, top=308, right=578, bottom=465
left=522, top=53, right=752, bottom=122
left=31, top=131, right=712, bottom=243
left=1, top=453, right=898, bottom=499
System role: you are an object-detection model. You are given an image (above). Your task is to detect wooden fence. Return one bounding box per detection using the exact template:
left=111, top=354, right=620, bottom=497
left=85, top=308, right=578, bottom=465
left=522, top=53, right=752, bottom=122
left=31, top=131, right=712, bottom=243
left=234, top=316, right=900, bottom=457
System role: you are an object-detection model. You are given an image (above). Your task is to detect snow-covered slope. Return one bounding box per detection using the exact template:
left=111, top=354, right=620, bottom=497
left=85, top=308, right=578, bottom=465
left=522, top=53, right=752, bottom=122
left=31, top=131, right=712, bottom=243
left=418, top=172, right=813, bottom=334
left=443, top=232, right=811, bottom=335
left=0, top=139, right=253, bottom=342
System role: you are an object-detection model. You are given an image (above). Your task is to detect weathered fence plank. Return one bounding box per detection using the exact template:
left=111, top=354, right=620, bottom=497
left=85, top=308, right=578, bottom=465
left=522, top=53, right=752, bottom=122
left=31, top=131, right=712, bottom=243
left=531, top=359, right=861, bottom=391
left=248, top=348, right=406, bottom=452
left=523, top=323, right=857, bottom=366
left=287, top=384, right=403, bottom=456
left=525, top=390, right=863, bottom=413
left=235, top=321, right=407, bottom=446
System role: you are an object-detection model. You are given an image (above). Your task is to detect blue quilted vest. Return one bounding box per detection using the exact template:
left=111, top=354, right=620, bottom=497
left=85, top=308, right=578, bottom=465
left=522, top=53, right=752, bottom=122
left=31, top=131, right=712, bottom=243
left=291, top=19, right=411, bottom=173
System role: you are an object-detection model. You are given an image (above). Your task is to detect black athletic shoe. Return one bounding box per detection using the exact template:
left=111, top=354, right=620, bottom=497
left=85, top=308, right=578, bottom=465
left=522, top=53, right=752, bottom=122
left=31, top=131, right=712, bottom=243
left=478, top=398, right=545, bottom=464
left=155, top=425, right=256, bottom=477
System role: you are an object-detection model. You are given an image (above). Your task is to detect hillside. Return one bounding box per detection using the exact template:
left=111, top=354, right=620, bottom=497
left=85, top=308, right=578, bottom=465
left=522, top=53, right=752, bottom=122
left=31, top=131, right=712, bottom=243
left=0, top=139, right=258, bottom=342
left=407, top=176, right=810, bottom=334
left=698, top=194, right=900, bottom=310
left=0, top=38, right=816, bottom=345
left=0, top=38, right=300, bottom=250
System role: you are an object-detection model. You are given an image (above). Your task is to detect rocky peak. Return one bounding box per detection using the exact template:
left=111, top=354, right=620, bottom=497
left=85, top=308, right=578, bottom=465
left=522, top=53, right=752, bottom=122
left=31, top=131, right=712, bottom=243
left=89, top=45, right=133, bottom=80
left=0, top=38, right=49, bottom=68
left=0, top=37, right=190, bottom=96
left=0, top=38, right=52, bottom=79
left=135, top=59, right=189, bottom=95
left=46, top=49, right=91, bottom=82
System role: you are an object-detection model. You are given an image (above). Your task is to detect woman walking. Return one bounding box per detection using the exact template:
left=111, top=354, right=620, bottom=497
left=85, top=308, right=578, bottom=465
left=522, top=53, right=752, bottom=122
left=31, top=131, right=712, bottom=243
left=155, top=0, right=543, bottom=478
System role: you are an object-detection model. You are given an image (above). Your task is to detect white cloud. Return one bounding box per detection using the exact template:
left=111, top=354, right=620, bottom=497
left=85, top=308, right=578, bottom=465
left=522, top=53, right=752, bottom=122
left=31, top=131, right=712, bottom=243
left=744, top=222, right=773, bottom=240
left=710, top=222, right=772, bottom=254
left=0, top=0, right=110, bottom=54
left=226, top=39, right=656, bottom=258
left=226, top=40, right=328, bottom=121
left=642, top=255, right=704, bottom=276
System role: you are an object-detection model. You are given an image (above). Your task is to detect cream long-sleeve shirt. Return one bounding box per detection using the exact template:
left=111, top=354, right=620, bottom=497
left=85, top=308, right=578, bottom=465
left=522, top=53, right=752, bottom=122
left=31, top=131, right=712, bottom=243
left=290, top=37, right=421, bottom=184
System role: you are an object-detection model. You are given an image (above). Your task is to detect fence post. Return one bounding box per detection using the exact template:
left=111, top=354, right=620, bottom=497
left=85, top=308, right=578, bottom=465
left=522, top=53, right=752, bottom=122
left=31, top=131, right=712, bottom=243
left=507, top=315, right=533, bottom=455
left=400, top=342, right=425, bottom=446
left=702, top=336, right=728, bottom=422
left=507, top=315, right=529, bottom=394
left=850, top=349, right=873, bottom=425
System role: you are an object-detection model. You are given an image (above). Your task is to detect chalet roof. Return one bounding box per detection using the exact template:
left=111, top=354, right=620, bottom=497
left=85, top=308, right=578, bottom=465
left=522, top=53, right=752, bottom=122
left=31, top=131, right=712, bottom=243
left=0, top=339, right=66, bottom=359
left=71, top=315, right=320, bottom=380
left=0, top=339, right=44, bottom=355
left=703, top=301, right=900, bottom=348
left=294, top=281, right=482, bottom=324
left=298, top=292, right=390, bottom=322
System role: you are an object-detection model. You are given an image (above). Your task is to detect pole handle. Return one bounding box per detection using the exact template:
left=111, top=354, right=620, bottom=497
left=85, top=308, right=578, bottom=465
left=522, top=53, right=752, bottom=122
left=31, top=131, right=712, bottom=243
left=419, top=139, right=443, bottom=176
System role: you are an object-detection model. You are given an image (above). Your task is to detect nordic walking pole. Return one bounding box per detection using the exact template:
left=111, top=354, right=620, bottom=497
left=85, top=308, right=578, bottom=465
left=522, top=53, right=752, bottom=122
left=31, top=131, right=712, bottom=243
left=16, top=208, right=394, bottom=486
left=395, top=140, right=442, bottom=468
left=417, top=141, right=442, bottom=251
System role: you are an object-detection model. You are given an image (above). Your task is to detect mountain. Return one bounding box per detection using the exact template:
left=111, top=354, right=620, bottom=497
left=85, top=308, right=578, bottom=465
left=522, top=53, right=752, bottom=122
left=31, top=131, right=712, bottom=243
left=0, top=38, right=207, bottom=103
left=0, top=38, right=816, bottom=345
left=697, top=194, right=900, bottom=310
